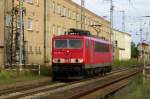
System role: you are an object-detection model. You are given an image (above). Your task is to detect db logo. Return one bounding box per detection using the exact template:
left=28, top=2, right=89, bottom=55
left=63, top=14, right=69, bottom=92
left=66, top=59, right=70, bottom=63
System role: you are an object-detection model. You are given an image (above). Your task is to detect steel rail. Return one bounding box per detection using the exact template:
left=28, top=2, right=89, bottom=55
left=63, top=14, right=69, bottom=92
left=20, top=68, right=140, bottom=99
left=0, top=66, right=143, bottom=99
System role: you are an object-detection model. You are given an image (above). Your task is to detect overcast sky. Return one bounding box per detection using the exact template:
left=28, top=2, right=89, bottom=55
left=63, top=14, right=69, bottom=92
left=73, top=0, right=150, bottom=44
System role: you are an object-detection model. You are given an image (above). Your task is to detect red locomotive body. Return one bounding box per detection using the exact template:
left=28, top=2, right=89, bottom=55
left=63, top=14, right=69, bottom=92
left=52, top=29, right=112, bottom=80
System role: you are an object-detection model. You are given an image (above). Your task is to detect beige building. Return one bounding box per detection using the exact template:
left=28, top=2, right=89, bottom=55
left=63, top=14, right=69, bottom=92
left=137, top=43, right=150, bottom=61
left=0, top=0, right=131, bottom=66
left=2, top=0, right=44, bottom=65
left=113, top=29, right=131, bottom=60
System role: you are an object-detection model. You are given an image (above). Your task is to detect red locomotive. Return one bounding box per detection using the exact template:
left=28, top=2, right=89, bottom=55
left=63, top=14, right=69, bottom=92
left=52, top=28, right=113, bottom=80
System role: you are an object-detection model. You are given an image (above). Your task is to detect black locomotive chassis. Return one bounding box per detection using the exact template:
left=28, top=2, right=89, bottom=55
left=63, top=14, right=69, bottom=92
left=52, top=63, right=112, bottom=80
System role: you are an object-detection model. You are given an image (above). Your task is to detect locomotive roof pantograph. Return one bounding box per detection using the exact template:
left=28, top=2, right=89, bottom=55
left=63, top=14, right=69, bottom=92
left=65, top=28, right=92, bottom=36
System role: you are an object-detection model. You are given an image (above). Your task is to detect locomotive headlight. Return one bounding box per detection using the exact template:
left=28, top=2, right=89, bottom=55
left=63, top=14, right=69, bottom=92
left=52, top=59, right=57, bottom=63
left=78, top=59, right=83, bottom=63
left=53, top=59, right=65, bottom=63
left=71, top=59, right=83, bottom=63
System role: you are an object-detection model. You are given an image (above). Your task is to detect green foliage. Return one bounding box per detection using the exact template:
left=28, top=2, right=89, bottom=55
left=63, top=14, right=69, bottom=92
left=0, top=69, right=43, bottom=84
left=112, top=59, right=143, bottom=68
left=131, top=42, right=139, bottom=58
left=40, top=66, right=52, bottom=76
left=112, top=75, right=150, bottom=99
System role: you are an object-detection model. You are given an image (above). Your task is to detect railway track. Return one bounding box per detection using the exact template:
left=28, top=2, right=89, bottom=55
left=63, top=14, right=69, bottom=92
left=0, top=78, right=51, bottom=96
left=0, top=67, right=140, bottom=99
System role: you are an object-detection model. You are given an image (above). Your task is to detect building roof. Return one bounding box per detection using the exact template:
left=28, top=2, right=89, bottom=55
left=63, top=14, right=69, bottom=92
left=137, top=42, right=150, bottom=46
left=113, top=29, right=131, bottom=37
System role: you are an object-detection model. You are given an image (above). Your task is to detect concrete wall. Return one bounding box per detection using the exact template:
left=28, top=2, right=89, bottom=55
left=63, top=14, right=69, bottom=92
left=113, top=30, right=131, bottom=60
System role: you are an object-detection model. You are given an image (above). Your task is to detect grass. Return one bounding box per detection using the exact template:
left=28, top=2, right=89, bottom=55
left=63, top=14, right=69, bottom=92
left=0, top=66, right=51, bottom=85
left=112, top=74, right=150, bottom=99
left=0, top=59, right=148, bottom=85
left=0, top=70, right=41, bottom=84
left=112, top=58, right=144, bottom=68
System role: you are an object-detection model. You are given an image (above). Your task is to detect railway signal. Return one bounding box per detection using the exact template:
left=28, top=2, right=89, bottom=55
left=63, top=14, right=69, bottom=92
left=115, top=40, right=118, bottom=47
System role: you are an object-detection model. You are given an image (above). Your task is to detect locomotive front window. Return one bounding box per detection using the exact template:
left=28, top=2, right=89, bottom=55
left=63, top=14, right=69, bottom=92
left=55, top=40, right=67, bottom=48
left=54, top=39, right=82, bottom=49
left=69, top=39, right=82, bottom=48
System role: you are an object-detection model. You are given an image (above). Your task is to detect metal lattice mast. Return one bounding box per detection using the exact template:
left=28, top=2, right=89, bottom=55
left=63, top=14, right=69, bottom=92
left=5, top=0, right=25, bottom=67
left=5, top=0, right=15, bottom=66
left=109, top=0, right=114, bottom=59
left=121, top=10, right=125, bottom=32
left=18, top=0, right=24, bottom=67
left=110, top=0, right=114, bottom=42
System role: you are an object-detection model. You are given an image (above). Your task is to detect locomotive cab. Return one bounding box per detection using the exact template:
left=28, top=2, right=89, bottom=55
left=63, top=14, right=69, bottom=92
left=52, top=36, right=85, bottom=80
left=53, top=38, right=84, bottom=64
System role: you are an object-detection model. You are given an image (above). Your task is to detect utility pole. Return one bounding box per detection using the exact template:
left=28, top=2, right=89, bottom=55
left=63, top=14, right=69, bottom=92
left=81, top=0, right=85, bottom=30
left=107, top=0, right=115, bottom=59
left=139, top=19, right=143, bottom=60
left=142, top=16, right=150, bottom=80
left=18, top=0, right=24, bottom=70
left=44, top=0, right=47, bottom=64
left=110, top=0, right=114, bottom=42
left=120, top=10, right=125, bottom=32
left=104, top=0, right=114, bottom=59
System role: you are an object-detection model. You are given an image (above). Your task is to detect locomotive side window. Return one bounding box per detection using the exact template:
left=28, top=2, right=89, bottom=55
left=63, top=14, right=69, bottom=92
left=86, top=40, right=89, bottom=48
left=69, top=39, right=82, bottom=48
left=94, top=42, right=109, bottom=52
left=55, top=39, right=67, bottom=48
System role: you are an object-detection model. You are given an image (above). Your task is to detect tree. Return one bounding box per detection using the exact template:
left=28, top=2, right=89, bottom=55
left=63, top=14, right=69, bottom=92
left=131, top=42, right=139, bottom=58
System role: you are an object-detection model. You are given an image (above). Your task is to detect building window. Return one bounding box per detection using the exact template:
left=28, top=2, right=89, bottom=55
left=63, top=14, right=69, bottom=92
left=60, top=6, right=63, bottom=16
left=58, top=4, right=61, bottom=15
left=87, top=18, right=90, bottom=25
left=70, top=10, right=73, bottom=19
left=27, top=0, right=33, bottom=4
left=27, top=18, right=33, bottom=30
left=76, top=13, right=80, bottom=21
left=65, top=8, right=68, bottom=17
left=35, top=20, right=39, bottom=33
left=55, top=3, right=58, bottom=13
left=68, top=9, right=71, bottom=18
left=62, top=6, right=66, bottom=17
left=52, top=24, right=56, bottom=35
left=57, top=26, right=62, bottom=35
left=36, top=0, right=39, bottom=6
left=84, top=17, right=87, bottom=25
left=38, top=46, right=41, bottom=54
left=52, top=1, right=55, bottom=13
left=71, top=11, right=75, bottom=20
left=90, top=20, right=94, bottom=25
left=29, top=46, right=33, bottom=53
left=35, top=46, right=37, bottom=53
left=6, top=15, right=12, bottom=27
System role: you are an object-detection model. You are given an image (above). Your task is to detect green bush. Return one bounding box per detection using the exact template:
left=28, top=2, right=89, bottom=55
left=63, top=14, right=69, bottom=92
left=0, top=69, right=42, bottom=84
left=40, top=66, right=52, bottom=76
left=112, top=59, right=144, bottom=68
